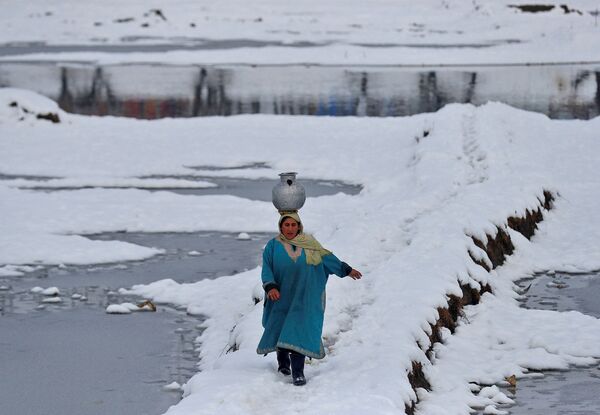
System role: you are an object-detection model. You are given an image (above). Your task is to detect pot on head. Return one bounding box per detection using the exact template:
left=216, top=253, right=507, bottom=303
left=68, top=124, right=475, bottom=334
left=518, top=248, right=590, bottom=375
left=272, top=172, right=306, bottom=212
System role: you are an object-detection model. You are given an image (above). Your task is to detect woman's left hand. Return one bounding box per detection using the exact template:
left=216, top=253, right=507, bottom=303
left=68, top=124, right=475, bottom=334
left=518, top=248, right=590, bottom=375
left=349, top=269, right=362, bottom=280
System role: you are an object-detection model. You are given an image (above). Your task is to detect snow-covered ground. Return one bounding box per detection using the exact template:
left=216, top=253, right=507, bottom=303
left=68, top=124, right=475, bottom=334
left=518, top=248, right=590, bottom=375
left=2, top=87, right=600, bottom=414
left=1, top=0, right=600, bottom=65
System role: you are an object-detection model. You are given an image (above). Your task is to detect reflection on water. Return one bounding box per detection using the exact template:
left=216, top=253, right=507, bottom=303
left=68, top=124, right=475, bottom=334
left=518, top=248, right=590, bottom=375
left=0, top=62, right=598, bottom=119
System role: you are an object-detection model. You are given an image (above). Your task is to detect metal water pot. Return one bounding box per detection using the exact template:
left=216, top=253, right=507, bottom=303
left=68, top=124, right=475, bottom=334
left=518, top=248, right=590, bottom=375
left=272, top=172, right=306, bottom=212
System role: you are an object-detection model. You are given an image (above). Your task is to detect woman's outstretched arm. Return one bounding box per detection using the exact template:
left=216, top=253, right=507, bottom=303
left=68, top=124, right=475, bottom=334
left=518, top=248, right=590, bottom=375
left=322, top=253, right=362, bottom=279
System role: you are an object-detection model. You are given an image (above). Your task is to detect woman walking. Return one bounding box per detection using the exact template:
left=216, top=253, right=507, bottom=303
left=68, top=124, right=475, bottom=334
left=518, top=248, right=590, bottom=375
left=257, top=212, right=362, bottom=386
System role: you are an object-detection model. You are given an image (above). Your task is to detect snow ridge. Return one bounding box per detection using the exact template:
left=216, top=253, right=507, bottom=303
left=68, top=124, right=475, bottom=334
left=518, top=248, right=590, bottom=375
left=409, top=192, right=552, bottom=414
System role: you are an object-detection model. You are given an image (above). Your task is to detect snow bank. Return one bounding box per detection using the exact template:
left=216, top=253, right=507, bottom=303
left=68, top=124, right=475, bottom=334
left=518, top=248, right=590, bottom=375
left=105, top=301, right=155, bottom=314
left=0, top=88, right=64, bottom=123
left=2, top=88, right=600, bottom=414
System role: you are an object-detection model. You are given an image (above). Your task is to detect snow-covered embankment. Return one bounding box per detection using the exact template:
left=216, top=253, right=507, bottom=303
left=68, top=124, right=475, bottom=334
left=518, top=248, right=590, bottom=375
left=2, top=88, right=600, bottom=414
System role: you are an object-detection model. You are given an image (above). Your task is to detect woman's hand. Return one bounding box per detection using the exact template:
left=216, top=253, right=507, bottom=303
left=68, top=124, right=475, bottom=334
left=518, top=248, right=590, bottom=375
left=349, top=269, right=362, bottom=280
left=267, top=288, right=280, bottom=301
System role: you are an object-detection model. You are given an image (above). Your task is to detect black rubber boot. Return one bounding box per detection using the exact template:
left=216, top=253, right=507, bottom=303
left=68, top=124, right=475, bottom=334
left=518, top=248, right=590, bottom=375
left=290, top=351, right=306, bottom=386
left=276, top=348, right=291, bottom=376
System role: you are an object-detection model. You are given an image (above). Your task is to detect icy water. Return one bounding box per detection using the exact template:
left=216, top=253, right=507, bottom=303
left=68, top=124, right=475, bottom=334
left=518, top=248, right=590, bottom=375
left=0, top=61, right=598, bottom=119
left=0, top=302, right=200, bottom=415
left=518, top=272, right=600, bottom=318
left=0, top=232, right=270, bottom=415
left=503, top=272, right=600, bottom=414
left=10, top=175, right=361, bottom=201
left=0, top=177, right=357, bottom=415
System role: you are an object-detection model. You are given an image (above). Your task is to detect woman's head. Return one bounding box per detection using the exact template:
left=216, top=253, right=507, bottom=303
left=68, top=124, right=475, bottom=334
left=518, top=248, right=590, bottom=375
left=279, top=212, right=303, bottom=240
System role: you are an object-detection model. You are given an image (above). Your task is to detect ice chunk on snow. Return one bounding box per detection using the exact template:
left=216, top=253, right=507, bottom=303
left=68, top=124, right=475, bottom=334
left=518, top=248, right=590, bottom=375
left=41, top=287, right=60, bottom=296
left=479, top=386, right=514, bottom=405
left=106, top=301, right=155, bottom=313
left=163, top=381, right=182, bottom=391
left=29, top=286, right=61, bottom=296
left=478, top=385, right=500, bottom=399
left=106, top=304, right=133, bottom=314
left=469, top=383, right=481, bottom=392
left=492, top=392, right=514, bottom=405
left=237, top=232, right=251, bottom=240
left=0, top=264, right=39, bottom=277
left=106, top=302, right=138, bottom=314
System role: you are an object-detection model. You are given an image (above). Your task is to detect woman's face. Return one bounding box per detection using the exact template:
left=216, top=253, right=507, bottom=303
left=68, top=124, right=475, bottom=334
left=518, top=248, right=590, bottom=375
left=280, top=217, right=299, bottom=240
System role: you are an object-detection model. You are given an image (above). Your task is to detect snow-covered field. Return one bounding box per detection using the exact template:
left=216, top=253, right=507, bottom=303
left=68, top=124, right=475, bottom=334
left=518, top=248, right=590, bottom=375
left=2, top=1, right=600, bottom=413
left=1, top=0, right=600, bottom=65
left=2, top=87, right=600, bottom=414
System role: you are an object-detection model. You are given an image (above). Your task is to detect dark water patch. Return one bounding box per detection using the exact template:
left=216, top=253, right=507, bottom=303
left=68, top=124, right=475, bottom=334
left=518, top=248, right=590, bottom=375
left=14, top=176, right=362, bottom=200
left=501, top=367, right=600, bottom=415
left=184, top=162, right=269, bottom=171
left=1, top=62, right=599, bottom=119
left=0, top=230, right=272, bottom=415
left=1, top=232, right=271, bottom=292
left=0, top=38, right=524, bottom=57
left=82, top=231, right=270, bottom=285
left=518, top=272, right=600, bottom=317
left=354, top=39, right=523, bottom=48
left=138, top=176, right=361, bottom=200
left=0, top=295, right=201, bottom=415
left=0, top=173, right=58, bottom=181
left=0, top=39, right=326, bottom=57
left=496, top=272, right=600, bottom=414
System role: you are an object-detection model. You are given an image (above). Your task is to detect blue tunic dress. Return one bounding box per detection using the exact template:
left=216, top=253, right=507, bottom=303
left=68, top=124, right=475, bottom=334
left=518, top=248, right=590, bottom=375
left=257, top=237, right=351, bottom=359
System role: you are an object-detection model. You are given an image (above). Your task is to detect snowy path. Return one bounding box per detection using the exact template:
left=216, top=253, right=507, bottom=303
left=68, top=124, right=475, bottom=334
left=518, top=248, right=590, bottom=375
left=2, top=89, right=600, bottom=414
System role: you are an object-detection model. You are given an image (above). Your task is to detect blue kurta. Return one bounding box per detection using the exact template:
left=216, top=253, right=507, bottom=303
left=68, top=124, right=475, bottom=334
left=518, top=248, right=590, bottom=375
left=257, top=237, right=350, bottom=359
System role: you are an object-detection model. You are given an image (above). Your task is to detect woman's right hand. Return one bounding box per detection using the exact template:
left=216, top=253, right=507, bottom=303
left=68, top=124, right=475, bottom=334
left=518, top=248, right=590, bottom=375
left=267, top=288, right=280, bottom=301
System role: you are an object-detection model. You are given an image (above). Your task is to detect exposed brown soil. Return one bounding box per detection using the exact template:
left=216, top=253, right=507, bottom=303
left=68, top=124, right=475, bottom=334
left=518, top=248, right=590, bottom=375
left=36, top=112, right=61, bottom=123
left=472, top=227, right=514, bottom=269
left=8, top=101, right=61, bottom=123
left=406, top=362, right=431, bottom=415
